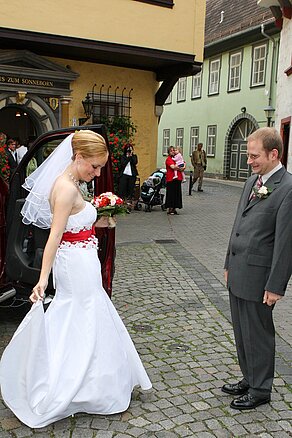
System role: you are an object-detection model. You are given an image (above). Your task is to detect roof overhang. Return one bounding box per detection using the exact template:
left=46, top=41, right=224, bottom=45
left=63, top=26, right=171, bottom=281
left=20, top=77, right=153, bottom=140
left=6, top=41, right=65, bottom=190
left=0, top=27, right=202, bottom=82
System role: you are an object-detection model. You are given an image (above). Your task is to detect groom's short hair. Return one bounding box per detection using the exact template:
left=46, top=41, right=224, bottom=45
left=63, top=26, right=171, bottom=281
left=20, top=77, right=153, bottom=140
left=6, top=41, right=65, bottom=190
left=248, top=127, right=283, bottom=159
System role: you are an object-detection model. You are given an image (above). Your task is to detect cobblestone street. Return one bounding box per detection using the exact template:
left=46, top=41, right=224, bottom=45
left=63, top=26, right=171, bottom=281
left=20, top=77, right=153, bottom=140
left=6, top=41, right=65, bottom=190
left=0, top=179, right=291, bottom=437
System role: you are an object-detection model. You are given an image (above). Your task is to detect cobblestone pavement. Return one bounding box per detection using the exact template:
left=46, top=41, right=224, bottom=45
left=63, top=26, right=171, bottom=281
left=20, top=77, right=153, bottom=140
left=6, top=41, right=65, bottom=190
left=0, top=178, right=291, bottom=437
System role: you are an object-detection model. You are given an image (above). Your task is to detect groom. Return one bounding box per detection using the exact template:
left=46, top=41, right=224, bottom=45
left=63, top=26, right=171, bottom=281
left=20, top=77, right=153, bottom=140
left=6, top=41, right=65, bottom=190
left=223, top=127, right=292, bottom=410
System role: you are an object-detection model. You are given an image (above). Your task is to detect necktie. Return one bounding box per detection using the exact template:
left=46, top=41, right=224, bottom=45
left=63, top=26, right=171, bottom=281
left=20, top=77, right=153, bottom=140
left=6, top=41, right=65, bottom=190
left=256, top=175, right=263, bottom=190
left=249, top=176, right=263, bottom=201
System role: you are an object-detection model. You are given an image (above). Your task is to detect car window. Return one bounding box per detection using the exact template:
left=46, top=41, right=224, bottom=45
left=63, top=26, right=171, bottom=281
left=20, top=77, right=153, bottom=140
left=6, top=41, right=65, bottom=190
left=26, top=139, right=61, bottom=177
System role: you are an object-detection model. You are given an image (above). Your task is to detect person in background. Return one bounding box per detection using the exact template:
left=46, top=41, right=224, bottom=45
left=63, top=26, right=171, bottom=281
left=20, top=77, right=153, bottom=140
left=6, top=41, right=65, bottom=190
left=26, top=138, right=38, bottom=177
left=223, top=127, right=292, bottom=411
left=165, top=146, right=185, bottom=215
left=118, top=143, right=138, bottom=206
left=191, top=142, right=207, bottom=192
left=15, top=138, right=28, bottom=164
left=172, top=147, right=186, bottom=183
left=5, top=139, right=18, bottom=180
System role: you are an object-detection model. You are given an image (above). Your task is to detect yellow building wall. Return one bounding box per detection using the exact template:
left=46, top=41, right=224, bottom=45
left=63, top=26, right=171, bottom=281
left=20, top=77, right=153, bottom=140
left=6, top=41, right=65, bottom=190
left=2, top=0, right=205, bottom=60
left=50, top=57, right=158, bottom=182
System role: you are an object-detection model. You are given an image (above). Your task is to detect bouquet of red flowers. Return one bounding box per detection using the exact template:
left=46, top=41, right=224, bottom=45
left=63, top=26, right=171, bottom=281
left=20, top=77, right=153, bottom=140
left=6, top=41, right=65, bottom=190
left=91, top=192, right=127, bottom=228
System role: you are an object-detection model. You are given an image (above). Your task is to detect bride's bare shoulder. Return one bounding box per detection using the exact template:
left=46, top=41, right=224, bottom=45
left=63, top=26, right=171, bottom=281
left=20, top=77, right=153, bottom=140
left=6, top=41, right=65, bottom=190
left=51, top=174, right=77, bottom=199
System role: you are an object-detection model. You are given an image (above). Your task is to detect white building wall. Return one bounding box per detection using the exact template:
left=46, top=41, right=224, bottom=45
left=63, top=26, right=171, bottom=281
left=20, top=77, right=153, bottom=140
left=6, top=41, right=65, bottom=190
left=275, top=17, right=292, bottom=173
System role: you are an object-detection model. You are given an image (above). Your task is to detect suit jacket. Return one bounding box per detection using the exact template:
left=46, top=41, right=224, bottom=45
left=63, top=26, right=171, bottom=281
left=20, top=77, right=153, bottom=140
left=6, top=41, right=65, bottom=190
left=224, top=167, right=292, bottom=302
left=191, top=149, right=207, bottom=167
left=5, top=149, right=18, bottom=179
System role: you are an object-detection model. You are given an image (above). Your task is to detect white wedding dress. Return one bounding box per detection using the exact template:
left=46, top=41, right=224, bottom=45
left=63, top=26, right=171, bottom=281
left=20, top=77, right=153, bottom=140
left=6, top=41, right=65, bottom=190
left=0, top=202, right=152, bottom=428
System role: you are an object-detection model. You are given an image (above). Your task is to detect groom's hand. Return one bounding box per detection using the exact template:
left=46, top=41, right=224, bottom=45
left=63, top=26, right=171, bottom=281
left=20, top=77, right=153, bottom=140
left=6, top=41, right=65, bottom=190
left=224, top=270, right=228, bottom=285
left=263, top=291, right=283, bottom=306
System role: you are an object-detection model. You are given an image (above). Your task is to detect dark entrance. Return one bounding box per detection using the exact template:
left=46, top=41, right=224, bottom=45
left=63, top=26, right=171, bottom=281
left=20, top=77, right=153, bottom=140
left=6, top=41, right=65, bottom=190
left=280, top=117, right=290, bottom=169
left=0, top=106, right=37, bottom=145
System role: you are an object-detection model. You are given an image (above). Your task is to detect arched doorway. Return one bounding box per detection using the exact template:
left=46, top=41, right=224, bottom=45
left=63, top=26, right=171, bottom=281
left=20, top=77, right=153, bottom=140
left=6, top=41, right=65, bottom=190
left=0, top=93, right=58, bottom=145
left=0, top=50, right=79, bottom=139
left=224, top=114, right=259, bottom=181
left=0, top=106, right=36, bottom=144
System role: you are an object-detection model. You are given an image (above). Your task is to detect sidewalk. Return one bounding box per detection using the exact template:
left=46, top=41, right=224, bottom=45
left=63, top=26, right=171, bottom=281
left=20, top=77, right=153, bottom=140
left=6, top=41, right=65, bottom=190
left=0, top=178, right=291, bottom=437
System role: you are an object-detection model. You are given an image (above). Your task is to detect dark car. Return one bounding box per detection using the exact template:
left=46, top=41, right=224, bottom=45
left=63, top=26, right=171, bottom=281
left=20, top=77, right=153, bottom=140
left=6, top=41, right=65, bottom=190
left=0, top=125, right=115, bottom=304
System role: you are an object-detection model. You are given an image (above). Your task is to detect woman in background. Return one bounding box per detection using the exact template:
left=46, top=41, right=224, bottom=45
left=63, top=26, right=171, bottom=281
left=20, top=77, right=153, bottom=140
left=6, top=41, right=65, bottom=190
left=165, top=146, right=185, bottom=215
left=119, top=143, right=138, bottom=204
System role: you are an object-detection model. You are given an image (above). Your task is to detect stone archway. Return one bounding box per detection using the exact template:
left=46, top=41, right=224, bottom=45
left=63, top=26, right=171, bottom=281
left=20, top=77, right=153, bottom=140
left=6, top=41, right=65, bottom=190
left=0, top=50, right=79, bottom=135
left=223, top=113, right=259, bottom=180
left=0, top=92, right=59, bottom=141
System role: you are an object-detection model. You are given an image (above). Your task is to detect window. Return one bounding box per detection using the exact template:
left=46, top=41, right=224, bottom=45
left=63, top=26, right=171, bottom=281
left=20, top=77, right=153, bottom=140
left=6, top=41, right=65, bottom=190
left=177, top=77, right=187, bottom=102
left=208, top=58, right=221, bottom=95
left=162, top=129, right=170, bottom=155
left=164, top=91, right=172, bottom=105
left=189, top=127, right=199, bottom=155
left=251, top=44, right=267, bottom=86
left=85, top=88, right=132, bottom=123
left=206, top=125, right=217, bottom=156
left=228, top=51, right=242, bottom=91
left=176, top=128, right=184, bottom=150
left=134, top=0, right=174, bottom=8
left=191, top=72, right=202, bottom=99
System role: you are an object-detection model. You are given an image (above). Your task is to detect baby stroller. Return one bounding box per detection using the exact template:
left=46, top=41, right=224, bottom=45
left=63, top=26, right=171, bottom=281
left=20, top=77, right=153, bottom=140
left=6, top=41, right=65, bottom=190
left=136, top=169, right=167, bottom=212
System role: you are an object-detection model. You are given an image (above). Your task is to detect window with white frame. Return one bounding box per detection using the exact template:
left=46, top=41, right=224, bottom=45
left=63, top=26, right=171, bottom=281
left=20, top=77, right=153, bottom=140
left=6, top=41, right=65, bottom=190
left=162, top=129, right=170, bottom=155
left=189, top=127, right=199, bottom=155
left=191, top=72, right=202, bottom=98
left=176, top=128, right=184, bottom=150
left=177, top=77, right=187, bottom=102
left=206, top=125, right=217, bottom=156
left=164, top=91, right=172, bottom=105
left=229, top=51, right=242, bottom=91
left=208, top=58, right=221, bottom=95
left=251, top=44, right=267, bottom=86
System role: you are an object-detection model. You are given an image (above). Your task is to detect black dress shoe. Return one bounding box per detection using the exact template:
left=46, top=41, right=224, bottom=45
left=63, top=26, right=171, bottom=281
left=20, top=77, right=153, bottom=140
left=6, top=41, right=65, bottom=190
left=230, top=393, right=270, bottom=410
left=198, top=188, right=203, bottom=192
left=222, top=381, right=249, bottom=396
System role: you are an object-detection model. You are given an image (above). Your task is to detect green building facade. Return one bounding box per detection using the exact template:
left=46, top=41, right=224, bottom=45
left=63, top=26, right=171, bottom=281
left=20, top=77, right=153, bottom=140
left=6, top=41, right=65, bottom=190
left=157, top=1, right=280, bottom=181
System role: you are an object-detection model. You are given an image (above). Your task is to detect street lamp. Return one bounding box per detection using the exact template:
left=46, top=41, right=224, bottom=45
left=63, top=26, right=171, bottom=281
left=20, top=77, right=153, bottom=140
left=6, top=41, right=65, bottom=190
left=82, top=94, right=92, bottom=119
left=264, top=105, right=275, bottom=127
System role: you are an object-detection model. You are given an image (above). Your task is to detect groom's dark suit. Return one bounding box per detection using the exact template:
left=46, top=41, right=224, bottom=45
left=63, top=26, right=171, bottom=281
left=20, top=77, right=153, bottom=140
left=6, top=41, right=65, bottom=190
left=225, top=166, right=292, bottom=397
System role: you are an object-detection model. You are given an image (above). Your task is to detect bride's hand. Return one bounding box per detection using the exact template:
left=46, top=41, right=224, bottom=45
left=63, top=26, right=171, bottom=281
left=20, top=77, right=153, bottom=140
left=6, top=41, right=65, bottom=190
left=30, top=281, right=47, bottom=303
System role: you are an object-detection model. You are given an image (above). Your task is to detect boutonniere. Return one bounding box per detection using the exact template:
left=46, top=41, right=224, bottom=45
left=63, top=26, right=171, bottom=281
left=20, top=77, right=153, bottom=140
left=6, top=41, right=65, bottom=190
left=252, top=185, right=273, bottom=199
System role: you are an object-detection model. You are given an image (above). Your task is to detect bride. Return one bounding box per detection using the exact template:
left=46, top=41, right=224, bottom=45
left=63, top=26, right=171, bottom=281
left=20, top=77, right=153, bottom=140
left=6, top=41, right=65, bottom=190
left=0, top=130, right=152, bottom=428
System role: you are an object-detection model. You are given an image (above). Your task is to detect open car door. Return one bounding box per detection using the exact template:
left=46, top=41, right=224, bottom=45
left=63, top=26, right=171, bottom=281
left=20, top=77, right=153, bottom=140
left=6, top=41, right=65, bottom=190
left=2, top=125, right=115, bottom=300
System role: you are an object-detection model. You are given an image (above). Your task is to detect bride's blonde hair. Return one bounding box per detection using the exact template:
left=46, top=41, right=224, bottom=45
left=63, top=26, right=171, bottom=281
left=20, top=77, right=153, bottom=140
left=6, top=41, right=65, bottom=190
left=72, top=130, right=108, bottom=159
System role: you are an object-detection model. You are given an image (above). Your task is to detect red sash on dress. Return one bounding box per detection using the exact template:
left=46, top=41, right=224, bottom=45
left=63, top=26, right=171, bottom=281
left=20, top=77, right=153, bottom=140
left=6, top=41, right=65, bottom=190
left=61, top=226, right=95, bottom=243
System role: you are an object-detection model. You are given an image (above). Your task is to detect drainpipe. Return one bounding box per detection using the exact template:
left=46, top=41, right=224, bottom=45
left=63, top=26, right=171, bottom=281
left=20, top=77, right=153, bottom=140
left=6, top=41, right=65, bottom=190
left=261, top=23, right=276, bottom=109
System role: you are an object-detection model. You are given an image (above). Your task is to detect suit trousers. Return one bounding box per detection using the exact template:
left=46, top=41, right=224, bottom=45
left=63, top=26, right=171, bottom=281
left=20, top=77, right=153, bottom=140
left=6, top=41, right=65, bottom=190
left=192, top=165, right=204, bottom=189
left=229, top=292, right=275, bottom=397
